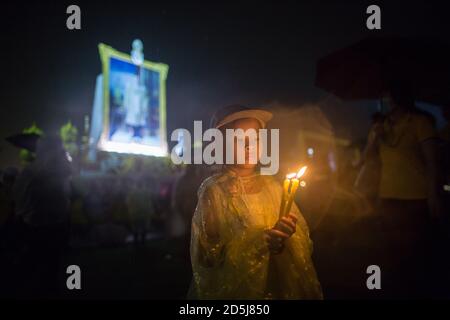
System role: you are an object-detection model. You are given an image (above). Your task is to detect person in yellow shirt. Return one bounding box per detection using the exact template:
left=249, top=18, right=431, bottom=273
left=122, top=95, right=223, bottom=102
left=363, top=81, right=445, bottom=298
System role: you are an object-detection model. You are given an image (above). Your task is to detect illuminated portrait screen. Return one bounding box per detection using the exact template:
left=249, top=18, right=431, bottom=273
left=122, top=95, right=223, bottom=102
left=97, top=43, right=169, bottom=156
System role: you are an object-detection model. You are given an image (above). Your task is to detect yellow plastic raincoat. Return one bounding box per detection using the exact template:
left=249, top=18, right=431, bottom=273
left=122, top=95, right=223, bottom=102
left=189, top=169, right=323, bottom=299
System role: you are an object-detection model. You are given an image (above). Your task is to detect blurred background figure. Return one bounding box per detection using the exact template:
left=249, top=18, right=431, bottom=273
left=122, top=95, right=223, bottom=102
left=127, top=178, right=155, bottom=246
left=362, top=78, right=444, bottom=298
left=0, top=166, right=19, bottom=295
left=170, top=164, right=211, bottom=238
left=11, top=134, right=72, bottom=298
left=0, top=167, right=18, bottom=229
left=439, top=106, right=450, bottom=205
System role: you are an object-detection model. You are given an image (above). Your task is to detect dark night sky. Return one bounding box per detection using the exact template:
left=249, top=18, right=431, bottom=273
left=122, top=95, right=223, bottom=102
left=1, top=0, right=449, bottom=166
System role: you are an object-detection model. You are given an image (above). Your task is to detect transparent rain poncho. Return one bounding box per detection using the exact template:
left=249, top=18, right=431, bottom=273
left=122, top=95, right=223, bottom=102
left=189, top=169, right=323, bottom=299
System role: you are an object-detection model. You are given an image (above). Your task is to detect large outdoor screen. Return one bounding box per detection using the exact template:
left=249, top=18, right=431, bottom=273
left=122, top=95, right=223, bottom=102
left=97, top=43, right=169, bottom=156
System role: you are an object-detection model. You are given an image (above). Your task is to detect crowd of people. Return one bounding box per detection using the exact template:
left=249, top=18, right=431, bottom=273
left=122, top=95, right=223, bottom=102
left=0, top=137, right=177, bottom=298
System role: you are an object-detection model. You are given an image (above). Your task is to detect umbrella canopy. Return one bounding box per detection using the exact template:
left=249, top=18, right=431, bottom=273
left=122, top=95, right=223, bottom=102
left=5, top=133, right=41, bottom=152
left=315, top=35, right=450, bottom=106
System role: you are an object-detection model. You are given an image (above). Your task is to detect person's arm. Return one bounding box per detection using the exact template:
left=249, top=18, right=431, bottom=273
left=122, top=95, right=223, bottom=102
left=417, top=115, right=444, bottom=220
left=421, top=138, right=444, bottom=219
left=265, top=213, right=297, bottom=254
left=191, top=185, right=224, bottom=267
left=362, top=123, right=383, bottom=162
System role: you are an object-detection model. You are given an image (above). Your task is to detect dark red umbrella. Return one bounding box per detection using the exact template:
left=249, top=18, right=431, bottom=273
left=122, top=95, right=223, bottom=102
left=315, top=36, right=450, bottom=106
left=5, top=133, right=41, bottom=152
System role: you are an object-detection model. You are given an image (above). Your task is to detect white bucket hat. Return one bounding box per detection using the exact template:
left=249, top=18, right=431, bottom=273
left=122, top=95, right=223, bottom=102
left=210, top=105, right=273, bottom=129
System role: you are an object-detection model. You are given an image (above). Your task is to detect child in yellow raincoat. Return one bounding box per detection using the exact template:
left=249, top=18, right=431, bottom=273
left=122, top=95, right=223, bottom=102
left=189, top=105, right=323, bottom=299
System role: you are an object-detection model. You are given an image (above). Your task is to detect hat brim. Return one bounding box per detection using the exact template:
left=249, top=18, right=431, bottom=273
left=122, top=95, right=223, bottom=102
left=215, top=109, right=273, bottom=129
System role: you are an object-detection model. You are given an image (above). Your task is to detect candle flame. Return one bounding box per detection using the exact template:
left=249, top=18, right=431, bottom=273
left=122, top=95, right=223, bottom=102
left=296, top=166, right=307, bottom=178
left=300, top=180, right=306, bottom=187
left=286, top=173, right=296, bottom=179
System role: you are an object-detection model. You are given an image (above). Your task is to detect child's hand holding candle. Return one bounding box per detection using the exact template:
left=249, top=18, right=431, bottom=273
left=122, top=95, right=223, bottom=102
left=265, top=213, right=298, bottom=254
left=268, top=166, right=308, bottom=254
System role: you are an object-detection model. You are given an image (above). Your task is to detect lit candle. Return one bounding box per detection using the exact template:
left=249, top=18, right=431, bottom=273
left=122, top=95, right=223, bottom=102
left=283, top=166, right=307, bottom=217
left=279, top=173, right=296, bottom=219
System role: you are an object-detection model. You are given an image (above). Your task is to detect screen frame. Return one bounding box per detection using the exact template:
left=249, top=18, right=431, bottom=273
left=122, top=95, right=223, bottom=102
left=97, top=43, right=169, bottom=157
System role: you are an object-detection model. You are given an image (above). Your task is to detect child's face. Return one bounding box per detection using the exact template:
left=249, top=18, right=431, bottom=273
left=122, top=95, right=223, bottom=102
left=226, top=118, right=261, bottom=171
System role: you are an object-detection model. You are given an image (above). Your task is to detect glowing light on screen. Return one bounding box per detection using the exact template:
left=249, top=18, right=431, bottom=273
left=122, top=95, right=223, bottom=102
left=99, top=140, right=167, bottom=157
